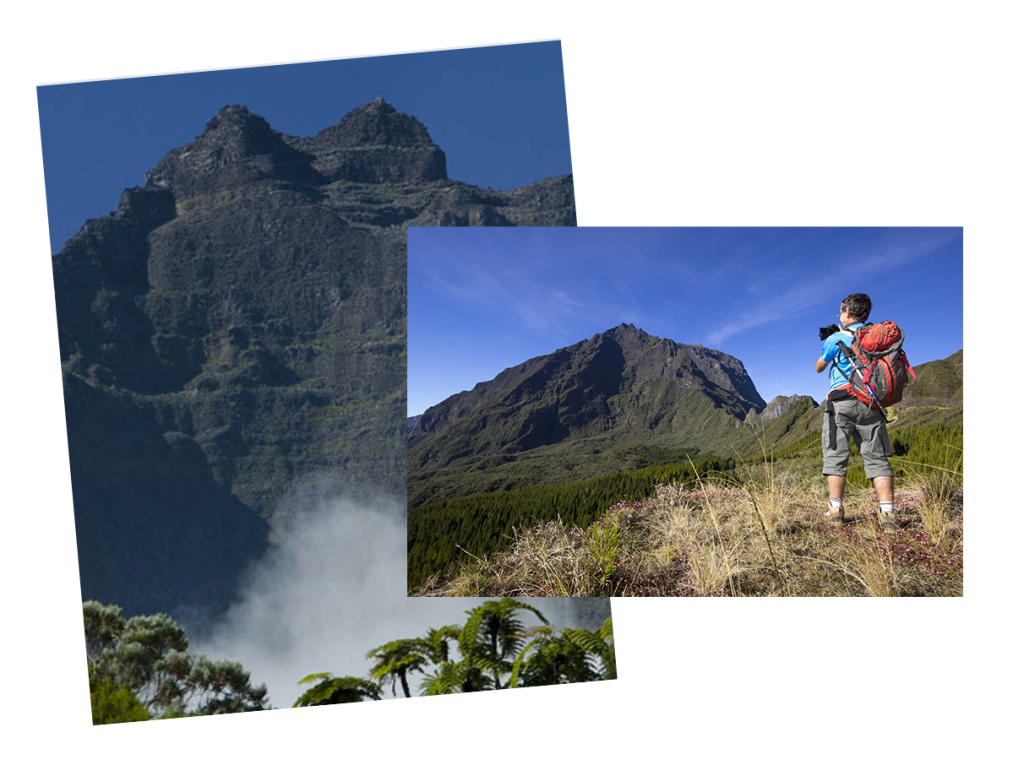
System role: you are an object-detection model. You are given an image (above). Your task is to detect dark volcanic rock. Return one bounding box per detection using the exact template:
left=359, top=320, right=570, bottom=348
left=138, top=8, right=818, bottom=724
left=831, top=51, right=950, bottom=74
left=147, top=105, right=324, bottom=197
left=296, top=100, right=448, bottom=184
left=52, top=100, right=575, bottom=619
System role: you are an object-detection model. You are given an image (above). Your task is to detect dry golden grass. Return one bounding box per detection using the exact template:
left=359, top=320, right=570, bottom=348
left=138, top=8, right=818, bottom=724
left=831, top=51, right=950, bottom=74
left=416, top=463, right=963, bottom=598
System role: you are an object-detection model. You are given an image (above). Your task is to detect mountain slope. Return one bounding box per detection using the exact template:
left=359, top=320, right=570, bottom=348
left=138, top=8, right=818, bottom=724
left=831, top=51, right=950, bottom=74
left=408, top=324, right=768, bottom=504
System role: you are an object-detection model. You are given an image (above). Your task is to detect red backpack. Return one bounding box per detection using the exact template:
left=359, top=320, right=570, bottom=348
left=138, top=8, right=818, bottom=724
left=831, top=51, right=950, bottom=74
left=835, top=321, right=917, bottom=410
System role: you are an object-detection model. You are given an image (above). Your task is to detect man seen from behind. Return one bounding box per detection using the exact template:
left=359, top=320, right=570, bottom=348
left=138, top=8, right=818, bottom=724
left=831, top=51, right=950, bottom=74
left=815, top=292, right=898, bottom=533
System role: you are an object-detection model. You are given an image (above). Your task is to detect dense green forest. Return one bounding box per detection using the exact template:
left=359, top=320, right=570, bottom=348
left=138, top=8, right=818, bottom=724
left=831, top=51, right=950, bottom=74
left=408, top=421, right=962, bottom=592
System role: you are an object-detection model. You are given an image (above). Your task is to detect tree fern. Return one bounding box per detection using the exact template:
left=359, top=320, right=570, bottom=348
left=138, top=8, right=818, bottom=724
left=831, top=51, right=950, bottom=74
left=366, top=639, right=430, bottom=698
left=293, top=673, right=382, bottom=706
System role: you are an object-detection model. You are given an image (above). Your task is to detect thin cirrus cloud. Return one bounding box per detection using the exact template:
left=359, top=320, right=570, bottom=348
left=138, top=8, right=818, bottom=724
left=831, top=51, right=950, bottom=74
left=702, top=229, right=957, bottom=347
left=418, top=250, right=610, bottom=333
left=423, top=267, right=568, bottom=331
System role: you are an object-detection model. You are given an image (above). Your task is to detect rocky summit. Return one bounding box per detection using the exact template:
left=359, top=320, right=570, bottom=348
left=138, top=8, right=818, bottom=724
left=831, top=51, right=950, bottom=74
left=52, top=100, right=575, bottom=619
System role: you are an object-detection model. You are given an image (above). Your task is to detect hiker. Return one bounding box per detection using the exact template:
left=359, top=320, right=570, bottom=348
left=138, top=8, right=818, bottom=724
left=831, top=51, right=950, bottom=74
left=815, top=293, right=898, bottom=533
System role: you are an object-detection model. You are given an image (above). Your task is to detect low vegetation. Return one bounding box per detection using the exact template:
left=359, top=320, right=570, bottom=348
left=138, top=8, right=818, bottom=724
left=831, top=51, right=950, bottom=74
left=415, top=442, right=963, bottom=598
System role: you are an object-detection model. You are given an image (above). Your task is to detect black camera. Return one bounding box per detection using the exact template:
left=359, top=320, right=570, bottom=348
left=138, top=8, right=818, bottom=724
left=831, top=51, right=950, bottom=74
left=819, top=324, right=841, bottom=341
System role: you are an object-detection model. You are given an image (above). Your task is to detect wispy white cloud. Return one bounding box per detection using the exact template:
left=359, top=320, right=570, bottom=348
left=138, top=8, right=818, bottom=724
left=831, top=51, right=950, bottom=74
left=415, top=240, right=621, bottom=332
left=552, top=289, right=582, bottom=307
left=703, top=228, right=958, bottom=346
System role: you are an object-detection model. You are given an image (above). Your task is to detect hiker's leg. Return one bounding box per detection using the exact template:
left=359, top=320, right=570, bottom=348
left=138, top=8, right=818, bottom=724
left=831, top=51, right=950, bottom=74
left=873, top=475, right=894, bottom=503
left=828, top=474, right=847, bottom=500
left=856, top=407, right=895, bottom=512
left=822, top=403, right=851, bottom=501
left=858, top=408, right=894, bottom=487
left=823, top=402, right=855, bottom=471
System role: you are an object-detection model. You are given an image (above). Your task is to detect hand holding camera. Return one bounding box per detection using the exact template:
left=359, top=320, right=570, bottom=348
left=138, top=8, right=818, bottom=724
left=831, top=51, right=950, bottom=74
left=819, top=324, right=841, bottom=341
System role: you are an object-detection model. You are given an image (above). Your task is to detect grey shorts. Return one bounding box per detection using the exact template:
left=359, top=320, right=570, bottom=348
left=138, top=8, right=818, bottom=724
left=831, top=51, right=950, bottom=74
left=822, top=398, right=894, bottom=480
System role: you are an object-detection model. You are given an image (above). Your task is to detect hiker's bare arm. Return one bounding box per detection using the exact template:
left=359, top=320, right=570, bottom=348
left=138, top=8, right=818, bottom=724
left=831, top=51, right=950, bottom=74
left=815, top=357, right=828, bottom=373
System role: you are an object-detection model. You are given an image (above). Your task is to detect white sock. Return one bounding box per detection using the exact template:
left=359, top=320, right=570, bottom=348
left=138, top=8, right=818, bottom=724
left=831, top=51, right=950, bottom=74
left=829, top=497, right=843, bottom=510
left=880, top=502, right=894, bottom=515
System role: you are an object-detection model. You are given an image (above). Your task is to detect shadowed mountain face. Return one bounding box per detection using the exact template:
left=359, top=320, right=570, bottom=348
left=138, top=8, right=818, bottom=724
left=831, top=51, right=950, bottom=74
left=51, top=100, right=575, bottom=619
left=408, top=324, right=767, bottom=494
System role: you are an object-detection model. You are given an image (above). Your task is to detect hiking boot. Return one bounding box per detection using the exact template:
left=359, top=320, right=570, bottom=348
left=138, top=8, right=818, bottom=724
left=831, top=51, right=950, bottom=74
left=878, top=512, right=898, bottom=533
left=824, top=507, right=845, bottom=524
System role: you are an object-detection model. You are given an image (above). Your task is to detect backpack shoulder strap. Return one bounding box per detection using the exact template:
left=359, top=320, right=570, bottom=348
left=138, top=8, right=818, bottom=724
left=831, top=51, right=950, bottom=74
left=832, top=329, right=860, bottom=384
left=835, top=329, right=855, bottom=355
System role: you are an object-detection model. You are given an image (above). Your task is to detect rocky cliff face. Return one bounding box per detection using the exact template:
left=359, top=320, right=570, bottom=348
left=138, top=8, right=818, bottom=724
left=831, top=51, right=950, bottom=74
left=409, top=324, right=766, bottom=466
left=52, top=100, right=575, bottom=618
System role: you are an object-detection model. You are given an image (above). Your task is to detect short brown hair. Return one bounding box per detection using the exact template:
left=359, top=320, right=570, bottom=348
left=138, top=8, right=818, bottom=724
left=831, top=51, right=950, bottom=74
left=841, top=293, right=872, bottom=323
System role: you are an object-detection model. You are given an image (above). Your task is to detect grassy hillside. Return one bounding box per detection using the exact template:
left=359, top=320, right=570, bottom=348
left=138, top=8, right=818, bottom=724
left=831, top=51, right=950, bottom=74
left=417, top=452, right=963, bottom=598
left=895, top=349, right=963, bottom=408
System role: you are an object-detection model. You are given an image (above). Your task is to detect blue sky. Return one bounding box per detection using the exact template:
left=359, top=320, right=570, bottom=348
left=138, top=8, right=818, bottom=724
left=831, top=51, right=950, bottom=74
left=408, top=227, right=963, bottom=416
left=36, top=42, right=571, bottom=255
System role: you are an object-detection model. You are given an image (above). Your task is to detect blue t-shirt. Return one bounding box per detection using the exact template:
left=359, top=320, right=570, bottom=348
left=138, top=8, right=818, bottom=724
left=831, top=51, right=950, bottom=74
left=821, top=323, right=865, bottom=393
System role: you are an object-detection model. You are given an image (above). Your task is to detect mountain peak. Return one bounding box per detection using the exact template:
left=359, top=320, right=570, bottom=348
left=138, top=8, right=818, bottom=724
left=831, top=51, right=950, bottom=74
left=315, top=99, right=437, bottom=149
left=205, top=103, right=268, bottom=130
left=306, top=100, right=448, bottom=183
left=190, top=104, right=285, bottom=159
left=146, top=104, right=315, bottom=196
left=609, top=322, right=639, bottom=333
